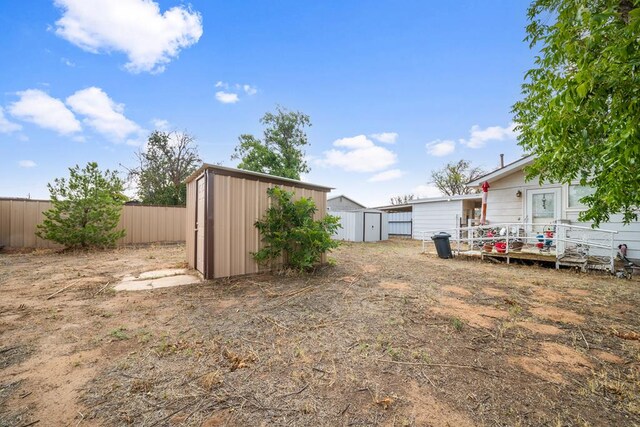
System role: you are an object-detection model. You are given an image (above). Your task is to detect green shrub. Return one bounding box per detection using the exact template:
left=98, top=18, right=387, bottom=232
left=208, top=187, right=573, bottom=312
left=36, top=162, right=127, bottom=248
left=253, top=187, right=341, bottom=271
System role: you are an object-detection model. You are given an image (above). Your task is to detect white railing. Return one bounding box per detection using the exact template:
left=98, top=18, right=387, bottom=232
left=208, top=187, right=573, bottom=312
left=421, top=221, right=619, bottom=273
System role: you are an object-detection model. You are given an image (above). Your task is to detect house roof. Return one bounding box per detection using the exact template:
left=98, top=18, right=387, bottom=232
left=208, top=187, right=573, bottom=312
left=184, top=164, right=333, bottom=192
left=327, top=194, right=367, bottom=208
left=373, top=203, right=413, bottom=212
left=409, top=193, right=482, bottom=204
left=466, top=155, right=534, bottom=187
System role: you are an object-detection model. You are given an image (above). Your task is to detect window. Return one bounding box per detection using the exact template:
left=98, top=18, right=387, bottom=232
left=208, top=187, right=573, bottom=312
left=568, top=185, right=595, bottom=208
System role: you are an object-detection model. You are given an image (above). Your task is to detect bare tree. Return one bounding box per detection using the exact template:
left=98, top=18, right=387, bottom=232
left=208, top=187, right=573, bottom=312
left=390, top=194, right=415, bottom=205
left=127, top=131, right=200, bottom=205
left=430, top=160, right=485, bottom=196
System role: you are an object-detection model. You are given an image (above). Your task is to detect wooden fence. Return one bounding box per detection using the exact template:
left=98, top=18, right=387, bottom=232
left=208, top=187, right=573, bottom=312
left=0, top=198, right=186, bottom=249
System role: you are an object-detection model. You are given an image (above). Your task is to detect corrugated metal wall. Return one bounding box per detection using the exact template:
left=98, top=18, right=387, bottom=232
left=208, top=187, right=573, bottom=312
left=210, top=175, right=328, bottom=278
left=185, top=176, right=197, bottom=268
left=0, top=199, right=186, bottom=248
left=331, top=210, right=389, bottom=242
left=332, top=211, right=357, bottom=241
left=388, top=212, right=412, bottom=236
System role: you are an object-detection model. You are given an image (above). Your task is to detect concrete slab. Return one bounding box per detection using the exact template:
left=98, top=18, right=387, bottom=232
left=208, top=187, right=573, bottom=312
left=119, top=268, right=189, bottom=283
left=114, top=274, right=200, bottom=291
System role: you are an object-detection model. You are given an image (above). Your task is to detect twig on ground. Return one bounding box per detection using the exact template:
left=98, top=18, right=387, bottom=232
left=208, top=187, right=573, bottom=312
left=46, top=279, right=82, bottom=300
left=149, top=400, right=198, bottom=427
left=93, top=281, right=111, bottom=297
left=280, top=383, right=309, bottom=398
left=377, top=357, right=501, bottom=377
left=578, top=326, right=590, bottom=349
left=272, top=285, right=315, bottom=308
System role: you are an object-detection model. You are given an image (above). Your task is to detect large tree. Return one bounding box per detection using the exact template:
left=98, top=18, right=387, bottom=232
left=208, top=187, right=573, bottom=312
left=232, top=106, right=311, bottom=180
left=431, top=160, right=485, bottom=196
left=37, top=162, right=127, bottom=248
left=129, top=131, right=200, bottom=205
left=512, top=0, right=640, bottom=225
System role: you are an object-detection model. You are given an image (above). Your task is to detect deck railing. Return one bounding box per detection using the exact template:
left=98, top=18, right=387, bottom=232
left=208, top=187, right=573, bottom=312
left=421, top=221, right=619, bottom=273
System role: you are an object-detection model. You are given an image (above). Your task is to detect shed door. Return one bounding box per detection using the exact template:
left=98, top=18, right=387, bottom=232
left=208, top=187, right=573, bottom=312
left=195, top=176, right=206, bottom=274
left=364, top=213, right=381, bottom=242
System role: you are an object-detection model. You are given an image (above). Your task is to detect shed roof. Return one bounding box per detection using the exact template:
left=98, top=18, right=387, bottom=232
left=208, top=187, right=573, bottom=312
left=184, top=164, right=333, bottom=192
left=327, top=194, right=367, bottom=208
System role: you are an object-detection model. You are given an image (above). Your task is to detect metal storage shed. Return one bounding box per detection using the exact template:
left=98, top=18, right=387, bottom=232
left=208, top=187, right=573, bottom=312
left=185, top=164, right=332, bottom=279
left=332, top=209, right=389, bottom=242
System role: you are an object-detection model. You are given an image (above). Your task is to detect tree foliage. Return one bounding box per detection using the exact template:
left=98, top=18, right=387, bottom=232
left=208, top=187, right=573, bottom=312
left=390, top=194, right=415, bottom=205
left=129, top=131, right=200, bottom=205
left=232, top=107, right=311, bottom=180
left=431, top=160, right=485, bottom=196
left=36, top=162, right=127, bottom=248
left=512, top=0, right=640, bottom=225
left=253, top=187, right=341, bottom=271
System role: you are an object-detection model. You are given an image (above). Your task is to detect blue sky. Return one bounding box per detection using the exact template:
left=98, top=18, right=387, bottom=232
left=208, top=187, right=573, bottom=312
left=0, top=1, right=533, bottom=206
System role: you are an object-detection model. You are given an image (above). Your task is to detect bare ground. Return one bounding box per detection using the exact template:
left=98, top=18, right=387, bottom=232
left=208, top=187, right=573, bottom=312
left=1, top=240, right=639, bottom=426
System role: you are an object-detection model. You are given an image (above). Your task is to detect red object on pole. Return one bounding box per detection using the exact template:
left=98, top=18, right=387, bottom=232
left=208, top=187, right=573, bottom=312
left=480, top=181, right=490, bottom=225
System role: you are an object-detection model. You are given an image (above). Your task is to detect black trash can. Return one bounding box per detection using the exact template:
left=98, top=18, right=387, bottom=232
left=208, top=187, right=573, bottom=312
left=431, top=232, right=453, bottom=259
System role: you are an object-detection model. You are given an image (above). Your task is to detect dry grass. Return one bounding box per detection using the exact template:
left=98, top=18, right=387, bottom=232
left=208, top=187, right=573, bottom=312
left=1, top=240, right=639, bottom=426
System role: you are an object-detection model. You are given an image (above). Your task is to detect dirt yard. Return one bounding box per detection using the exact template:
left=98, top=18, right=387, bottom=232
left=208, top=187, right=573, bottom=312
left=1, top=240, right=639, bottom=426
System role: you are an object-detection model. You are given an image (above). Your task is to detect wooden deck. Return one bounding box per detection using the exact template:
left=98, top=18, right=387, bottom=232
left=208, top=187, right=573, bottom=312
left=456, top=247, right=610, bottom=271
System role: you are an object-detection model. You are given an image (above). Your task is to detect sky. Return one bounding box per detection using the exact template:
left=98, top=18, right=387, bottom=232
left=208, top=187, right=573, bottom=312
left=0, top=0, right=534, bottom=207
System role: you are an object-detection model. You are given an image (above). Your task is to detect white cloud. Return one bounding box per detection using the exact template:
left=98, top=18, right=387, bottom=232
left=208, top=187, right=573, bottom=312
left=61, top=57, right=75, bottom=67
left=459, top=123, right=517, bottom=149
left=18, top=160, right=37, bottom=168
left=334, top=135, right=375, bottom=149
left=426, top=139, right=455, bottom=157
left=215, top=91, right=240, bottom=104
left=413, top=184, right=442, bottom=198
left=66, top=87, right=142, bottom=140
left=0, top=107, right=22, bottom=133
left=319, top=134, right=397, bottom=172
left=243, top=84, right=257, bottom=95
left=53, top=0, right=203, bottom=74
left=9, top=89, right=81, bottom=135
left=368, top=169, right=405, bottom=182
left=370, top=132, right=398, bottom=144
left=215, top=81, right=228, bottom=89
left=152, top=118, right=170, bottom=131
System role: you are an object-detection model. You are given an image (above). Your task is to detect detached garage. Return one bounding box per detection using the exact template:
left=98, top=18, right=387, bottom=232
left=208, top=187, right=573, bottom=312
left=332, top=209, right=389, bottom=242
left=185, top=164, right=332, bottom=279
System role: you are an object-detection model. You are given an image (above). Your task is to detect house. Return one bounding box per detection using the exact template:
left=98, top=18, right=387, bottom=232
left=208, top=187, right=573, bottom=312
left=467, top=156, right=640, bottom=261
left=331, top=209, right=389, bottom=242
left=184, top=164, right=332, bottom=279
left=408, top=194, right=482, bottom=239
left=327, top=194, right=366, bottom=211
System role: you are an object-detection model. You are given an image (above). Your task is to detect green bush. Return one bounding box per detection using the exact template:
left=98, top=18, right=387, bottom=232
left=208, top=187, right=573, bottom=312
left=253, top=187, right=341, bottom=271
left=36, top=162, right=127, bottom=248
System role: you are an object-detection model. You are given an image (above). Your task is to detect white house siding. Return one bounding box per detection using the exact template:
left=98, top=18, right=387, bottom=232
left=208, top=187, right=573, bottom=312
left=485, top=171, right=527, bottom=223
left=412, top=200, right=463, bottom=239
left=486, top=169, right=640, bottom=260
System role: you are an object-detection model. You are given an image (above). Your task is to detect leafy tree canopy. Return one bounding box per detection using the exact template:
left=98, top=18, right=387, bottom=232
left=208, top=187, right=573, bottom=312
left=431, top=160, right=485, bottom=196
left=232, top=106, right=311, bottom=180
left=513, top=0, right=640, bottom=225
left=37, top=162, right=127, bottom=248
left=253, top=187, right=340, bottom=271
left=128, top=131, right=200, bottom=205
